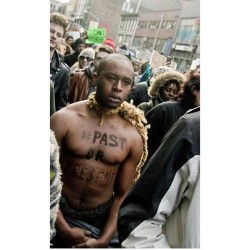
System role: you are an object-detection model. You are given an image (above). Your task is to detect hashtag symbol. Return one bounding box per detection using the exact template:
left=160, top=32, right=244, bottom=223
left=82, top=131, right=92, bottom=140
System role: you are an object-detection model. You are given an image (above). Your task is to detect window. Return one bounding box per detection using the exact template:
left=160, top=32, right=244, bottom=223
left=176, top=18, right=199, bottom=44
left=162, top=20, right=167, bottom=29
left=138, top=21, right=147, bottom=29
left=156, top=39, right=166, bottom=52
left=145, top=38, right=154, bottom=50
left=133, top=37, right=143, bottom=47
left=120, top=20, right=125, bottom=30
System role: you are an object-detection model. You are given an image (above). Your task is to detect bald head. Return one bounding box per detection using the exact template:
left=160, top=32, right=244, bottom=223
left=97, top=53, right=133, bottom=76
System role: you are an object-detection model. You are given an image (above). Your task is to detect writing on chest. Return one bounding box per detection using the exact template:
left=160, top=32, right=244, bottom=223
left=82, top=130, right=127, bottom=149
left=65, top=130, right=128, bottom=164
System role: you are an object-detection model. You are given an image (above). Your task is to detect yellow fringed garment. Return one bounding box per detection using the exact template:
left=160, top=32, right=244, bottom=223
left=87, top=92, right=149, bottom=183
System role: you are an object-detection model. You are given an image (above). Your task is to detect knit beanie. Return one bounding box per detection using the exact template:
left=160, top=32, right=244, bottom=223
left=103, top=38, right=116, bottom=50
left=74, top=38, right=85, bottom=48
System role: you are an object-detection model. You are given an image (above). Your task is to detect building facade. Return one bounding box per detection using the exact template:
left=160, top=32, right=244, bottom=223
left=62, top=0, right=125, bottom=41
left=115, top=0, right=182, bottom=60
left=170, top=0, right=200, bottom=72
left=116, top=0, right=199, bottom=71
left=50, top=0, right=200, bottom=71
left=50, top=0, right=62, bottom=13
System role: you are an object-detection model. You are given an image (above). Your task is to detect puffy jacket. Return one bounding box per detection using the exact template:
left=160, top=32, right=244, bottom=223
left=50, top=50, right=70, bottom=111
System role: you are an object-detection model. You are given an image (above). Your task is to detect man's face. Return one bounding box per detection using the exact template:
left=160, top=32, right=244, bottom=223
left=94, top=51, right=109, bottom=69
left=94, top=59, right=134, bottom=109
left=79, top=56, right=93, bottom=69
left=50, top=22, right=64, bottom=51
left=66, top=38, right=74, bottom=46
left=161, top=83, right=179, bottom=101
left=75, top=44, right=85, bottom=54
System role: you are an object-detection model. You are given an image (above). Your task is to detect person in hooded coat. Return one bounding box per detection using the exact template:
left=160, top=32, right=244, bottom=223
left=137, top=70, right=186, bottom=115
left=70, top=47, right=95, bottom=74
left=126, top=66, right=173, bottom=107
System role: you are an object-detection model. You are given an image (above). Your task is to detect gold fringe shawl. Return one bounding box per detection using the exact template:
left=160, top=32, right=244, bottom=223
left=87, top=92, right=149, bottom=183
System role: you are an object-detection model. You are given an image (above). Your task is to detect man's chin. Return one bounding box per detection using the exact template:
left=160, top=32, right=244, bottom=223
left=50, top=44, right=57, bottom=50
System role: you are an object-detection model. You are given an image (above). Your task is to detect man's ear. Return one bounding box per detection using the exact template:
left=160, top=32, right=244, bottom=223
left=191, top=85, right=197, bottom=95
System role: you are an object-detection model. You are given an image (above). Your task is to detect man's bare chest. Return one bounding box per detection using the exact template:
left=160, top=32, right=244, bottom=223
left=63, top=120, right=130, bottom=165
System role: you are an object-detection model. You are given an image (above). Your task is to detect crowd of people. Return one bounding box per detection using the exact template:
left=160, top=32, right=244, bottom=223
left=50, top=12, right=200, bottom=248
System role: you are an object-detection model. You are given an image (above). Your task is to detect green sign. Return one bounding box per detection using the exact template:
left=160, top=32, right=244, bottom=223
left=86, top=28, right=106, bottom=44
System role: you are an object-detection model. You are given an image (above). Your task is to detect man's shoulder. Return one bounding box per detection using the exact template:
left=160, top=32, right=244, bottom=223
left=151, top=101, right=182, bottom=112
left=54, top=101, right=88, bottom=118
left=67, top=100, right=88, bottom=111
left=147, top=101, right=181, bottom=113
left=181, top=107, right=200, bottom=125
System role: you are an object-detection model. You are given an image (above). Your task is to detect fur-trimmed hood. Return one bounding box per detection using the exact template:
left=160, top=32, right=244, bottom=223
left=148, top=71, right=186, bottom=98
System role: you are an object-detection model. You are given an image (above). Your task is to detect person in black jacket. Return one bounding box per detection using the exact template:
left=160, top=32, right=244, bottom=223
left=50, top=13, right=70, bottom=111
left=64, top=38, right=86, bottom=68
left=118, top=107, right=200, bottom=248
left=145, top=72, right=200, bottom=161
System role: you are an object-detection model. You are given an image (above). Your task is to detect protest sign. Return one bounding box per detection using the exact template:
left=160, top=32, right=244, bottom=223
left=149, top=50, right=167, bottom=70
left=86, top=28, right=106, bottom=44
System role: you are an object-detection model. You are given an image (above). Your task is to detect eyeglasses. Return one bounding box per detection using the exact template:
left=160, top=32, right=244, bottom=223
left=79, top=56, right=92, bottom=62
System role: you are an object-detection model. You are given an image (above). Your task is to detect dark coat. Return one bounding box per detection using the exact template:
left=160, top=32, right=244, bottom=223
left=64, top=52, right=79, bottom=68
left=118, top=107, right=200, bottom=248
left=50, top=50, right=70, bottom=111
left=126, top=81, right=149, bottom=106
left=145, top=101, right=186, bottom=160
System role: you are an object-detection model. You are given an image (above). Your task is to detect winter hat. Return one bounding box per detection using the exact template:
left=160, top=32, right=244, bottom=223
left=74, top=38, right=85, bottom=48
left=103, top=38, right=116, bottom=50
left=78, top=47, right=95, bottom=60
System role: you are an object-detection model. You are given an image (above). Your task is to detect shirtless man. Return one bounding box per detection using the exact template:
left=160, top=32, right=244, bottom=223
left=50, top=53, right=147, bottom=248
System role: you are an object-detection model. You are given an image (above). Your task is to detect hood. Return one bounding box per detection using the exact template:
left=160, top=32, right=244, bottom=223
left=78, top=47, right=95, bottom=62
left=148, top=71, right=186, bottom=98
